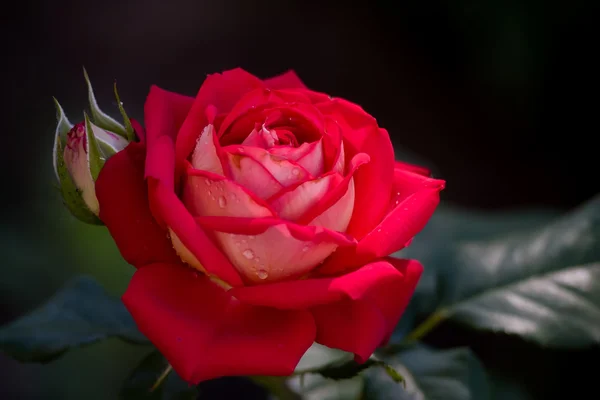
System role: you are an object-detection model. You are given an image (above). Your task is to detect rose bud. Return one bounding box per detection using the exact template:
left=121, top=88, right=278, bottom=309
left=96, top=68, right=445, bottom=383
left=53, top=69, right=137, bottom=223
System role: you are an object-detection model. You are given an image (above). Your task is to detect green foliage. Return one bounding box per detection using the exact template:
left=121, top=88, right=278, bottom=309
left=0, top=276, right=147, bottom=363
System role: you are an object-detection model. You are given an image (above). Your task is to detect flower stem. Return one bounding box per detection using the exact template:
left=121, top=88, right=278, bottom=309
left=150, top=364, right=173, bottom=392
left=404, top=309, right=448, bottom=343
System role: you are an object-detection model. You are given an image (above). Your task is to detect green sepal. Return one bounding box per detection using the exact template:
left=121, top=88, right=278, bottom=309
left=83, top=67, right=128, bottom=138
left=84, top=111, right=105, bottom=180
left=114, top=81, right=136, bottom=142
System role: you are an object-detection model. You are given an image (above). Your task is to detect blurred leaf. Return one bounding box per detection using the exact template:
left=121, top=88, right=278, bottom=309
left=396, top=205, right=560, bottom=327
left=0, top=275, right=147, bottom=363
left=397, top=195, right=600, bottom=347
left=317, top=358, right=404, bottom=384
left=83, top=67, right=128, bottom=138
left=364, top=345, right=490, bottom=400
left=288, top=374, right=363, bottom=400
left=120, top=350, right=197, bottom=400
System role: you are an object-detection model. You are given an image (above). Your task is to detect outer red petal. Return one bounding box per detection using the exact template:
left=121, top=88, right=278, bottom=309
left=263, top=70, right=308, bottom=90
left=231, top=258, right=421, bottom=361
left=394, top=160, right=431, bottom=176
left=95, top=142, right=179, bottom=267
left=144, top=85, right=194, bottom=191
left=318, top=168, right=444, bottom=275
left=149, top=178, right=244, bottom=287
left=316, top=100, right=395, bottom=239
left=123, top=263, right=315, bottom=383
left=311, top=258, right=422, bottom=361
left=174, top=69, right=264, bottom=179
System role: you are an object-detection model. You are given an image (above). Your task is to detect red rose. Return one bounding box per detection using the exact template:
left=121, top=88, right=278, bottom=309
left=96, top=68, right=445, bottom=383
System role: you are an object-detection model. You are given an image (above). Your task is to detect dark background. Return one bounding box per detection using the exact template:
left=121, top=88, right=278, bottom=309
left=2, top=0, right=598, bottom=398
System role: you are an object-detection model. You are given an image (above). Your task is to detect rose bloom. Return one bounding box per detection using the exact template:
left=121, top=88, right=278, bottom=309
left=96, top=68, right=445, bottom=383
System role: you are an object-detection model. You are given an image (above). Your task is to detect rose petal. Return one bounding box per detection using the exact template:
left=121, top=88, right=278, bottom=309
left=216, top=224, right=339, bottom=284
left=224, top=152, right=284, bottom=199
left=144, top=85, right=193, bottom=191
left=356, top=177, right=444, bottom=258
left=175, top=69, right=264, bottom=179
left=295, top=139, right=324, bottom=176
left=96, top=143, right=180, bottom=267
left=232, top=258, right=421, bottom=362
left=318, top=170, right=444, bottom=275
left=195, top=216, right=355, bottom=246
left=123, top=263, right=315, bottom=383
left=183, top=167, right=274, bottom=218
left=230, top=259, right=404, bottom=309
left=270, top=174, right=337, bottom=221
left=317, top=99, right=395, bottom=239
left=149, top=178, right=243, bottom=286
left=311, top=300, right=387, bottom=362
left=296, top=153, right=369, bottom=225
left=312, top=258, right=422, bottom=361
left=309, top=177, right=355, bottom=233
left=191, top=124, right=225, bottom=175
left=226, top=146, right=310, bottom=188
left=395, top=160, right=431, bottom=176
left=263, top=70, right=308, bottom=90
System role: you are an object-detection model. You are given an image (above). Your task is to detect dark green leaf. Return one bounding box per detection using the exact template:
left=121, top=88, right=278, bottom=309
left=364, top=345, right=491, bottom=400
left=396, top=195, right=600, bottom=347
left=317, top=358, right=404, bottom=384
left=288, top=374, right=363, bottom=400
left=120, top=350, right=198, bottom=400
left=0, top=275, right=147, bottom=363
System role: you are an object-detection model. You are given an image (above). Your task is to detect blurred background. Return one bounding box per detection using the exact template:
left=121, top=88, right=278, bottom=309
left=2, top=0, right=598, bottom=398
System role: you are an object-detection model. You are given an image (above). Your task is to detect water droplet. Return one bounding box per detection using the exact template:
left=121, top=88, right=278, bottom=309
left=218, top=196, right=227, bottom=208
left=242, top=249, right=255, bottom=259
left=238, top=147, right=245, bottom=153
left=255, top=257, right=261, bottom=263
left=377, top=228, right=382, bottom=233
left=229, top=193, right=238, bottom=201
left=302, top=245, right=310, bottom=252
left=328, top=95, right=334, bottom=100
left=208, top=189, right=213, bottom=196
left=248, top=236, right=256, bottom=240
left=257, top=269, right=268, bottom=280
left=241, top=239, right=247, bottom=244
left=396, top=191, right=400, bottom=196
left=235, top=241, right=242, bottom=247
left=291, top=168, right=300, bottom=176
left=395, top=200, right=400, bottom=205
left=205, top=178, right=211, bottom=186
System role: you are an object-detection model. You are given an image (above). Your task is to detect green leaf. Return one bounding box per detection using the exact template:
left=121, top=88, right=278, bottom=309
left=0, top=275, right=147, bottom=363
left=395, top=195, right=600, bottom=348
left=114, top=81, right=136, bottom=142
left=120, top=350, right=198, bottom=400
left=288, top=374, right=364, bottom=400
left=84, top=111, right=104, bottom=179
left=83, top=67, right=128, bottom=138
left=364, top=345, right=491, bottom=400
left=317, top=358, right=405, bottom=384
left=53, top=110, right=102, bottom=225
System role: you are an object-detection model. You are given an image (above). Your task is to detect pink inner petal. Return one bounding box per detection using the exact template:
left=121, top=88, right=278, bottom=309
left=216, top=224, right=338, bottom=284
left=183, top=167, right=274, bottom=218
left=309, top=177, right=355, bottom=232
left=191, top=124, right=224, bottom=176
left=270, top=174, right=337, bottom=221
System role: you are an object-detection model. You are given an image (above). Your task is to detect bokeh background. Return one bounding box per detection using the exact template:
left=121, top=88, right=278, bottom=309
left=2, top=0, right=598, bottom=398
